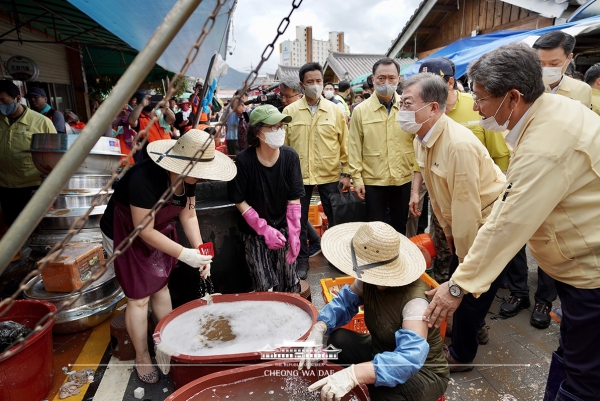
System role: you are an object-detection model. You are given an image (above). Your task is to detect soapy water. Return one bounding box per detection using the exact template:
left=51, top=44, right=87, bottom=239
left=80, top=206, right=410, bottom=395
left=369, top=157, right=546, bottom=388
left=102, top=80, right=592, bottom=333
left=189, top=374, right=362, bottom=401
left=161, top=301, right=313, bottom=356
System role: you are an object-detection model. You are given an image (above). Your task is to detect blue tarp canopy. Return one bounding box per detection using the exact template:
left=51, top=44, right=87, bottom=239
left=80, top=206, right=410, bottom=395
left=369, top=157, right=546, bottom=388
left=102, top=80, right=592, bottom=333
left=405, top=15, right=600, bottom=79
left=68, top=0, right=235, bottom=78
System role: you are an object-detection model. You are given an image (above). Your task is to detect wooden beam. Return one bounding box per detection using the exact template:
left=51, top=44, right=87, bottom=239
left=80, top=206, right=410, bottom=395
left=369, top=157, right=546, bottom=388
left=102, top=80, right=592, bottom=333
left=416, top=27, right=440, bottom=34
left=431, top=5, right=457, bottom=12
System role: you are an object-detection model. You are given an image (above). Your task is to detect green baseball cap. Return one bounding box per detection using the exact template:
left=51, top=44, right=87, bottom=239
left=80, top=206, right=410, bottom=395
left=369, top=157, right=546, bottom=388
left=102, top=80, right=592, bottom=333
left=249, top=104, right=292, bottom=126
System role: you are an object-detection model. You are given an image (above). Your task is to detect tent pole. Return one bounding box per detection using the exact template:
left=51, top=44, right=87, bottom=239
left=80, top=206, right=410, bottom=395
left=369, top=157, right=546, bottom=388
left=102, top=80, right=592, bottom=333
left=0, top=0, right=205, bottom=274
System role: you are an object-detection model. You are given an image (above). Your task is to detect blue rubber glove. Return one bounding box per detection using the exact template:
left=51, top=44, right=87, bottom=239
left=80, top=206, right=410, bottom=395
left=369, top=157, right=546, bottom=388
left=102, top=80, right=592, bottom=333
left=372, top=328, right=429, bottom=387
left=317, top=284, right=363, bottom=334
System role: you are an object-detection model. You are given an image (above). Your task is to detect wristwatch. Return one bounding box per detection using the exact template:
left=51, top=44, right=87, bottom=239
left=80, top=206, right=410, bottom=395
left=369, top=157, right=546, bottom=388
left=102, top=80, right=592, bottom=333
left=448, top=279, right=464, bottom=297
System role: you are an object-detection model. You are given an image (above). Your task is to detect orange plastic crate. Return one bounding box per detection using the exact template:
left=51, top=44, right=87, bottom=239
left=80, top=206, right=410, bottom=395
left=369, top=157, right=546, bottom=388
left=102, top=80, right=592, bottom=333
left=320, top=274, right=446, bottom=340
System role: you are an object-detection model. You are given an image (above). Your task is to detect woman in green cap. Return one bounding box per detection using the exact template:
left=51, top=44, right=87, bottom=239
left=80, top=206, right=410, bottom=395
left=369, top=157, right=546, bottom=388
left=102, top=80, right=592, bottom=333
left=227, top=104, right=305, bottom=292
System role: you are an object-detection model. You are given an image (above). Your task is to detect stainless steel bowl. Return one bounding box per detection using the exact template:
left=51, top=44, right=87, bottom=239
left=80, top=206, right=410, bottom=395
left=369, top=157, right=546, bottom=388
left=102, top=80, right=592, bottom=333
left=30, top=134, right=123, bottom=155
left=26, top=228, right=103, bottom=253
left=23, top=271, right=124, bottom=334
left=52, top=287, right=124, bottom=334
left=53, top=192, right=111, bottom=209
left=30, top=151, right=123, bottom=175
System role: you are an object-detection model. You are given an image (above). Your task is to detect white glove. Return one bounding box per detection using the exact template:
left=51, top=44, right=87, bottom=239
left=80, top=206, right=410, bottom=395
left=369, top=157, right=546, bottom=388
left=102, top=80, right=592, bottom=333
left=177, top=247, right=212, bottom=268
left=200, top=263, right=211, bottom=279
left=308, top=365, right=359, bottom=401
left=298, top=321, right=327, bottom=370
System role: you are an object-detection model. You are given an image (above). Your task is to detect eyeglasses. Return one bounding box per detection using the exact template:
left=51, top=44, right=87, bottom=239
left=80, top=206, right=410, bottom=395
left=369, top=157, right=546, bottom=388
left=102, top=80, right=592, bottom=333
left=261, top=124, right=286, bottom=132
left=277, top=93, right=301, bottom=100
left=398, top=100, right=426, bottom=110
left=471, top=93, right=494, bottom=107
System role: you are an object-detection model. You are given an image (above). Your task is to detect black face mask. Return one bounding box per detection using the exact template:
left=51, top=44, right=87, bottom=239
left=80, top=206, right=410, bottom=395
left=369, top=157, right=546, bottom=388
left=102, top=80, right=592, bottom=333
left=364, top=93, right=371, bottom=99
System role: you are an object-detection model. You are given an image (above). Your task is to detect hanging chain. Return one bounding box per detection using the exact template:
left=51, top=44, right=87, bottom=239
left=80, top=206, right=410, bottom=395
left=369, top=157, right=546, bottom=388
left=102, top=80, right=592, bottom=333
left=0, top=0, right=303, bottom=360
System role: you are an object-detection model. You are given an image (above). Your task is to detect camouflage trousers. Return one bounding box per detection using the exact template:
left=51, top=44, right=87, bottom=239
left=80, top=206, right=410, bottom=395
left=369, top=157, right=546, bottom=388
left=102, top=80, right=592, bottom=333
left=429, top=213, right=451, bottom=283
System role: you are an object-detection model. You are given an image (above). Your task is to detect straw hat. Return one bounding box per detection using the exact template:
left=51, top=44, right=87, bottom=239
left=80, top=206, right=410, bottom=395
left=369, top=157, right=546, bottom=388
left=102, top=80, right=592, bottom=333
left=147, top=129, right=236, bottom=181
left=321, top=221, right=425, bottom=286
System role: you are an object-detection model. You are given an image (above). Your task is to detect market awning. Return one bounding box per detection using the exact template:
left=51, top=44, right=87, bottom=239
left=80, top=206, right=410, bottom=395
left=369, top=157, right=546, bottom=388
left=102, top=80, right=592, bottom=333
left=404, top=15, right=600, bottom=79
left=68, top=0, right=236, bottom=78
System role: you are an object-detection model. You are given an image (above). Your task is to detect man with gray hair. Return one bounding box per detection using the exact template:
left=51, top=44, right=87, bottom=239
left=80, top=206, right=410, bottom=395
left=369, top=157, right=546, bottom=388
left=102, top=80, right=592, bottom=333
left=424, top=43, right=600, bottom=400
left=401, top=72, right=509, bottom=372
left=278, top=76, right=303, bottom=108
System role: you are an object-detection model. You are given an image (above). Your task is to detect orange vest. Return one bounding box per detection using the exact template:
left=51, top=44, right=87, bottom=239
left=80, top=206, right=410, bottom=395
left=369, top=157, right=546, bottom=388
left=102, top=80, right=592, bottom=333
left=138, top=113, right=170, bottom=142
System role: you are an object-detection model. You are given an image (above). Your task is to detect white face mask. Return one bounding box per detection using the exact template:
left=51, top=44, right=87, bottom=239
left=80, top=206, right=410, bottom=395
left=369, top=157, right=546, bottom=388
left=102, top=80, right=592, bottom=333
left=397, top=102, right=432, bottom=134
left=375, top=83, right=397, bottom=98
left=323, top=90, right=335, bottom=99
left=303, top=84, right=323, bottom=99
left=261, top=128, right=286, bottom=149
left=479, top=93, right=513, bottom=132
left=542, top=59, right=569, bottom=86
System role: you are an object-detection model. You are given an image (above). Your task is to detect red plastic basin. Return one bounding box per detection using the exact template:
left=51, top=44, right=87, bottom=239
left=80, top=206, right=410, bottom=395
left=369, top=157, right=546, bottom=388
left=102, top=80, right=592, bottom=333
left=0, top=299, right=56, bottom=401
left=154, top=292, right=318, bottom=389
left=165, top=360, right=370, bottom=401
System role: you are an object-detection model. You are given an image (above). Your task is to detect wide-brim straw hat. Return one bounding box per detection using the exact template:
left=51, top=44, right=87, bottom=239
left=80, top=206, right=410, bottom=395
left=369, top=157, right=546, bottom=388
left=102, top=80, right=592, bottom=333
left=147, top=129, right=236, bottom=181
left=321, top=221, right=425, bottom=287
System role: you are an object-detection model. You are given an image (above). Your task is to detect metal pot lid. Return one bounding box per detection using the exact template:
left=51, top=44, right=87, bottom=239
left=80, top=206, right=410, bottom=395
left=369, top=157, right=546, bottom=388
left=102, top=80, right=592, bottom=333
left=24, top=269, right=115, bottom=301
left=56, top=287, right=124, bottom=324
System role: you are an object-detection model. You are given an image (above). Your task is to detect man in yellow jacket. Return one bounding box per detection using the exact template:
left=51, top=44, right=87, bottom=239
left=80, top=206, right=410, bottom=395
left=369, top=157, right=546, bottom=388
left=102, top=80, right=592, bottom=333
left=425, top=43, right=600, bottom=401
left=410, top=57, right=514, bottom=285
left=349, top=58, right=414, bottom=234
left=0, top=80, right=57, bottom=261
left=500, top=32, right=593, bottom=330
left=584, top=63, right=600, bottom=116
left=533, top=31, right=592, bottom=107
left=403, top=72, right=512, bottom=373
left=283, top=62, right=350, bottom=279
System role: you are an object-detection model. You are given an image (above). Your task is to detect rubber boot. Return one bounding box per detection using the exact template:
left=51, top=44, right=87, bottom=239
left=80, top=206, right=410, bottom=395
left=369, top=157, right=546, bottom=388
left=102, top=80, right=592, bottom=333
left=543, top=351, right=567, bottom=401
left=555, top=380, right=584, bottom=401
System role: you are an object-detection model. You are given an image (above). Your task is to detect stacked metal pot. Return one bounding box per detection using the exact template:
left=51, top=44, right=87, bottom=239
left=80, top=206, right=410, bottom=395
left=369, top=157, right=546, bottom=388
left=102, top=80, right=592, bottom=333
left=24, top=134, right=125, bottom=334
left=26, top=134, right=122, bottom=253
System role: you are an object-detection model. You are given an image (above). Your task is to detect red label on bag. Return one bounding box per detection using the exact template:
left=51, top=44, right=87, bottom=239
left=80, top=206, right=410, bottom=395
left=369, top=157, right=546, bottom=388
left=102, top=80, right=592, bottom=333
left=198, top=242, right=214, bottom=257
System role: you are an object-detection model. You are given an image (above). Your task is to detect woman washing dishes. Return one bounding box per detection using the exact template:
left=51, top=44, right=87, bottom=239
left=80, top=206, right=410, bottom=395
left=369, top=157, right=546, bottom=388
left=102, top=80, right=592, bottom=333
left=301, top=221, right=449, bottom=401
left=228, top=104, right=305, bottom=292
left=99, top=129, right=236, bottom=384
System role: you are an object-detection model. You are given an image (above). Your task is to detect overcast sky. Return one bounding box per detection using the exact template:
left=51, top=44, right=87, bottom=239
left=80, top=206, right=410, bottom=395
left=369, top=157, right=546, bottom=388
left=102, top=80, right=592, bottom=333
left=225, top=0, right=421, bottom=74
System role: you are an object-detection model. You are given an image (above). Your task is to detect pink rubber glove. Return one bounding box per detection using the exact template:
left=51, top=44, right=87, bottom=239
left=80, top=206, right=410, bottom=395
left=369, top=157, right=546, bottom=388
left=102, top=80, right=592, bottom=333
left=285, top=203, right=301, bottom=264
left=242, top=207, right=286, bottom=250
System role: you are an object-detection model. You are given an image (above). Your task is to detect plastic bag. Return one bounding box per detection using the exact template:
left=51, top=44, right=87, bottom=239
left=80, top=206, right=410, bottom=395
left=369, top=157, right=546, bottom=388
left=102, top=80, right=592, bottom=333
left=0, top=321, right=32, bottom=352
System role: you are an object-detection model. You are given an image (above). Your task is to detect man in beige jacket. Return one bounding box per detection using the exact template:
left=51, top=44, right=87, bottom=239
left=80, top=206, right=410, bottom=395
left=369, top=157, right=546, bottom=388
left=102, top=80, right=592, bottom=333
left=533, top=31, right=591, bottom=107
left=498, top=31, right=594, bottom=330
left=402, top=72, right=510, bottom=372
left=349, top=58, right=414, bottom=234
left=585, top=63, right=600, bottom=116
left=425, top=43, right=600, bottom=401
left=283, top=62, right=350, bottom=279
